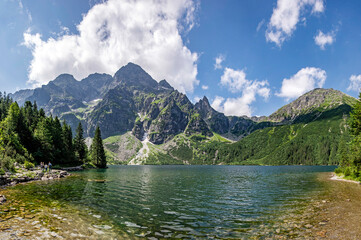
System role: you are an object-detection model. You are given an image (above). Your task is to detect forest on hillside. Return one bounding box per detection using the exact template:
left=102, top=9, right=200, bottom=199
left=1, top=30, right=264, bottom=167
left=336, top=93, right=361, bottom=180
left=0, top=93, right=106, bottom=173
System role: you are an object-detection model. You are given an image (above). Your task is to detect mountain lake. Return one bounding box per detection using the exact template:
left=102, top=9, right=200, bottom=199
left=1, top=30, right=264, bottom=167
left=0, top=165, right=339, bottom=239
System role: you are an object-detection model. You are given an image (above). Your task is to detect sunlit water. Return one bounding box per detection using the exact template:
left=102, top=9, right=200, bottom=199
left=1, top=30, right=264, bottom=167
left=2, top=165, right=336, bottom=239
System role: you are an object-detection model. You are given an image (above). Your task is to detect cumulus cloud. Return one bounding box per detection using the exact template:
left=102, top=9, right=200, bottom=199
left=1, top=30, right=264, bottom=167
left=214, top=54, right=225, bottom=70
left=221, top=68, right=248, bottom=93
left=347, top=75, right=361, bottom=92
left=276, top=67, right=326, bottom=100
left=211, top=96, right=225, bottom=112
left=266, top=0, right=324, bottom=46
left=22, top=0, right=199, bottom=93
left=211, top=68, right=270, bottom=116
left=314, top=30, right=335, bottom=50
left=201, top=85, right=208, bottom=90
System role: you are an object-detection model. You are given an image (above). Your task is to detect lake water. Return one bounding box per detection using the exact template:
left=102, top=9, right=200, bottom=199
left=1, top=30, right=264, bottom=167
left=2, top=165, right=336, bottom=239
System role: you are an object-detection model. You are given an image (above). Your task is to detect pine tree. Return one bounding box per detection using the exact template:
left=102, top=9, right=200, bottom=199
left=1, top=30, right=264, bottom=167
left=74, top=122, right=87, bottom=163
left=90, top=126, right=107, bottom=168
left=62, top=121, right=75, bottom=164
left=52, top=117, right=65, bottom=164
left=34, top=117, right=54, bottom=163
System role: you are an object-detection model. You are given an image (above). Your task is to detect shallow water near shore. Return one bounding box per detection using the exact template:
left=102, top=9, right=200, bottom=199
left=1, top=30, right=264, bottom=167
left=0, top=165, right=339, bottom=239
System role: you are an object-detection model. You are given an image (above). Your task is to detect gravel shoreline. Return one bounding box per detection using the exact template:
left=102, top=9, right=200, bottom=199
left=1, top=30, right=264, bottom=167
left=306, top=172, right=361, bottom=239
left=330, top=173, right=361, bottom=185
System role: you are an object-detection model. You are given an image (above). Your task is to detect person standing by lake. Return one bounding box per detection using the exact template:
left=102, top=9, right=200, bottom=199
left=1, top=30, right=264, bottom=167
left=48, top=162, right=52, bottom=172
left=44, top=163, right=48, bottom=172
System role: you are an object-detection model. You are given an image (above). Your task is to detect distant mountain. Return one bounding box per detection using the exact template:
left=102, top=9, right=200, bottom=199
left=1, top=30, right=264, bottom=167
left=268, top=88, right=356, bottom=123
left=10, top=63, right=357, bottom=165
left=161, top=88, right=356, bottom=166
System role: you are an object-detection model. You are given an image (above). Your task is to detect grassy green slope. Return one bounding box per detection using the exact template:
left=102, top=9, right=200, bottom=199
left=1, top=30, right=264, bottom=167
left=141, top=133, right=231, bottom=165
left=143, top=105, right=351, bottom=166
left=209, top=105, right=351, bottom=165
left=104, top=106, right=350, bottom=166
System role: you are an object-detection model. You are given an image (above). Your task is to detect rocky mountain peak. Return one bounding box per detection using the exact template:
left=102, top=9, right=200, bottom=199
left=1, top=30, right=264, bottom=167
left=113, top=62, right=158, bottom=90
left=158, top=79, right=173, bottom=90
left=52, top=74, right=77, bottom=87
left=195, top=96, right=215, bottom=118
left=268, top=88, right=356, bottom=122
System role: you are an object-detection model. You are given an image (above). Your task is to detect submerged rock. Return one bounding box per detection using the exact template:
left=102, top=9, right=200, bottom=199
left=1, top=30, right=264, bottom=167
left=0, top=195, right=6, bottom=204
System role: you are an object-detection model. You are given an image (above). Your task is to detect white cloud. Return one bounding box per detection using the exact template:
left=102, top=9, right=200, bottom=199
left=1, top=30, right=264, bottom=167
left=18, top=0, right=32, bottom=22
left=266, top=0, right=324, bottom=46
left=201, top=85, right=208, bottom=90
left=256, top=19, right=265, bottom=32
left=276, top=67, right=326, bottom=100
left=211, top=68, right=270, bottom=116
left=221, top=68, right=248, bottom=93
left=22, top=0, right=199, bottom=93
left=211, top=96, right=225, bottom=112
left=314, top=30, right=335, bottom=50
left=214, top=54, right=225, bottom=70
left=347, top=75, right=361, bottom=92
left=193, top=96, right=201, bottom=103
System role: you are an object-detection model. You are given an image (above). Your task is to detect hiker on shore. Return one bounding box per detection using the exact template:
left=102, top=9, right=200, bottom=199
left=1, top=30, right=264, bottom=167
left=44, top=163, right=48, bottom=172
left=40, top=162, right=44, bottom=172
left=48, top=162, right=52, bottom=172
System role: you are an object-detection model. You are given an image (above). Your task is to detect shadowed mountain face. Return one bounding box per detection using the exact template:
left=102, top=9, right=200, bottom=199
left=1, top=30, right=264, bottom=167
left=10, top=63, right=357, bottom=147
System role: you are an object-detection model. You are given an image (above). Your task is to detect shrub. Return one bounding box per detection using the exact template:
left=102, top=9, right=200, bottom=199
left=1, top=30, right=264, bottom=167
left=0, top=168, right=5, bottom=175
left=24, top=160, right=35, bottom=170
left=344, top=167, right=351, bottom=176
left=335, top=167, right=343, bottom=174
left=1, top=156, right=15, bottom=172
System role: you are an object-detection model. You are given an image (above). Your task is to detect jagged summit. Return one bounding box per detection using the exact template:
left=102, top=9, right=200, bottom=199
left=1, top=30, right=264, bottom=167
left=195, top=96, right=214, bottom=117
left=201, top=96, right=210, bottom=105
left=158, top=79, right=173, bottom=90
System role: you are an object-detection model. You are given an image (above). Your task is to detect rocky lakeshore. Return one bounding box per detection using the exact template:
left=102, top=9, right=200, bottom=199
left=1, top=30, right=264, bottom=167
left=0, top=168, right=70, bottom=188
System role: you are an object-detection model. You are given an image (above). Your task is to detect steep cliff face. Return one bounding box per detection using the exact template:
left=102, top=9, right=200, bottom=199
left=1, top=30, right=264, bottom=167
left=195, top=96, right=230, bottom=134
left=194, top=96, right=260, bottom=139
left=148, top=100, right=189, bottom=144
left=86, top=86, right=137, bottom=137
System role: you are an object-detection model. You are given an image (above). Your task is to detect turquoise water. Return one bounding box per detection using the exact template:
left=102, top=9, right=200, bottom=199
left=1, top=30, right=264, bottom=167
left=7, top=165, right=336, bottom=238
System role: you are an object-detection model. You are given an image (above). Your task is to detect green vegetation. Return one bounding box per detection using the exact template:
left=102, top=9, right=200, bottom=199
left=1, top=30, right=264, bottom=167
left=90, top=126, right=107, bottom=168
left=24, top=160, right=35, bottom=170
left=129, top=103, right=351, bottom=166
left=73, top=122, right=88, bottom=163
left=335, top=93, right=361, bottom=181
left=0, top=94, right=107, bottom=173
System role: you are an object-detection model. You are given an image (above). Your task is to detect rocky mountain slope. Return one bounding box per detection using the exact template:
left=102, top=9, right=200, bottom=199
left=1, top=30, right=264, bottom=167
left=11, top=63, right=259, bottom=142
left=10, top=63, right=357, bottom=165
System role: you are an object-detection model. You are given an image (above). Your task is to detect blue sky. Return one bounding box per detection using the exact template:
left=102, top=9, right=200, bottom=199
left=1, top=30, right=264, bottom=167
left=1, top=0, right=361, bottom=117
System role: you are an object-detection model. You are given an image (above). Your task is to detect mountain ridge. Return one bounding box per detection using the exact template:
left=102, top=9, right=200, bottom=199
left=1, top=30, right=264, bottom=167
left=10, top=63, right=357, bottom=157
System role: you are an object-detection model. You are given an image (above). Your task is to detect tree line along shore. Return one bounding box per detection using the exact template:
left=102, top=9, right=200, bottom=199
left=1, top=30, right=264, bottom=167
left=335, top=93, right=361, bottom=182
